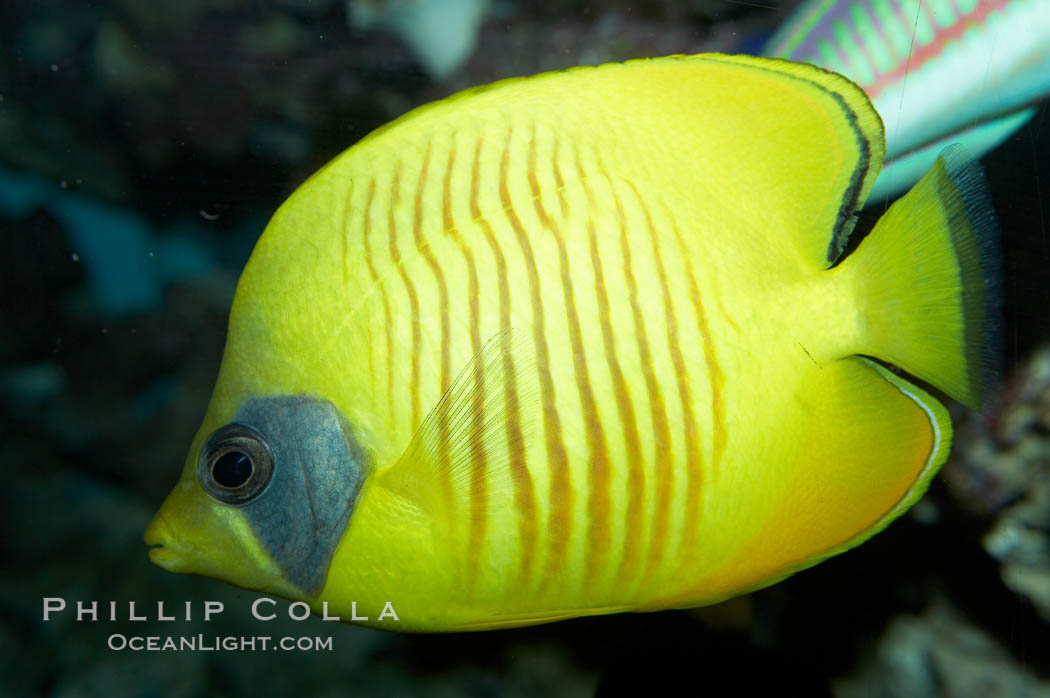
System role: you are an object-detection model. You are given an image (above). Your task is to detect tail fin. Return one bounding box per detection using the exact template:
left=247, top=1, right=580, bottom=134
left=847, top=144, right=1002, bottom=411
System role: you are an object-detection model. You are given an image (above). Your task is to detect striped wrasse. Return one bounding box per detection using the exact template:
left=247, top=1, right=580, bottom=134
left=145, top=53, right=1000, bottom=631
left=765, top=0, right=1050, bottom=200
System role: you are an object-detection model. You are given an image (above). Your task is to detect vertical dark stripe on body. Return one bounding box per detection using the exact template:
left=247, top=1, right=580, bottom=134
left=667, top=214, right=724, bottom=565
left=471, top=137, right=537, bottom=581
left=361, top=180, right=395, bottom=430
left=445, top=135, right=488, bottom=586
left=414, top=142, right=455, bottom=516
left=552, top=135, right=568, bottom=220
left=602, top=157, right=668, bottom=588
left=576, top=145, right=642, bottom=586
left=627, top=182, right=683, bottom=585
left=415, top=142, right=452, bottom=394
left=528, top=130, right=600, bottom=587
left=501, top=127, right=572, bottom=586
left=389, top=164, right=422, bottom=432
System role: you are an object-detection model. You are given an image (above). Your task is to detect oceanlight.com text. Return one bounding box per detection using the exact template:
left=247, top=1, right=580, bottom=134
left=107, top=634, right=334, bottom=652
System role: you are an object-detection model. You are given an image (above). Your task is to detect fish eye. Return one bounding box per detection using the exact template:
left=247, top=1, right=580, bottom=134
left=198, top=423, right=274, bottom=505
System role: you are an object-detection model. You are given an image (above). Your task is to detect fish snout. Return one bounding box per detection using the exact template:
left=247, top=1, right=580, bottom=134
left=144, top=503, right=191, bottom=572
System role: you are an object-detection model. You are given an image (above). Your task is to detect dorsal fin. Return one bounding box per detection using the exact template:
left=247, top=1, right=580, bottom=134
left=694, top=55, right=885, bottom=266
left=309, top=54, right=885, bottom=275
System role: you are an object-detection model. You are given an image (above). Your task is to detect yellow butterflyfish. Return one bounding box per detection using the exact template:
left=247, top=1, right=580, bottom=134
left=145, top=53, right=1001, bottom=632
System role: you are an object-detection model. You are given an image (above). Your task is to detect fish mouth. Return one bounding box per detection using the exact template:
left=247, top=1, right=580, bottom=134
left=143, top=515, right=186, bottom=571
left=147, top=545, right=179, bottom=568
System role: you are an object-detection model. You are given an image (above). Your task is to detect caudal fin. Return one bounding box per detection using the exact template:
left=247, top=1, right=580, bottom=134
left=848, top=144, right=1002, bottom=410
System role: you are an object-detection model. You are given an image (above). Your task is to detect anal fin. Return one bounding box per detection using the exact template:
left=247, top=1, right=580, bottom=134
left=687, top=356, right=951, bottom=604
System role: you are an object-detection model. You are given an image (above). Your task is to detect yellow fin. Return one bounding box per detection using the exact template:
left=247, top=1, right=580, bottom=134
left=696, top=55, right=885, bottom=266
left=379, top=330, right=538, bottom=519
left=333, top=54, right=885, bottom=270
left=450, top=605, right=634, bottom=631
left=790, top=357, right=952, bottom=555
left=846, top=144, right=1002, bottom=410
left=680, top=356, right=950, bottom=606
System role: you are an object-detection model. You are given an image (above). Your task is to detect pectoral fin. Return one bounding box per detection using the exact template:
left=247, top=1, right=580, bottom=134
left=380, top=329, right=538, bottom=524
